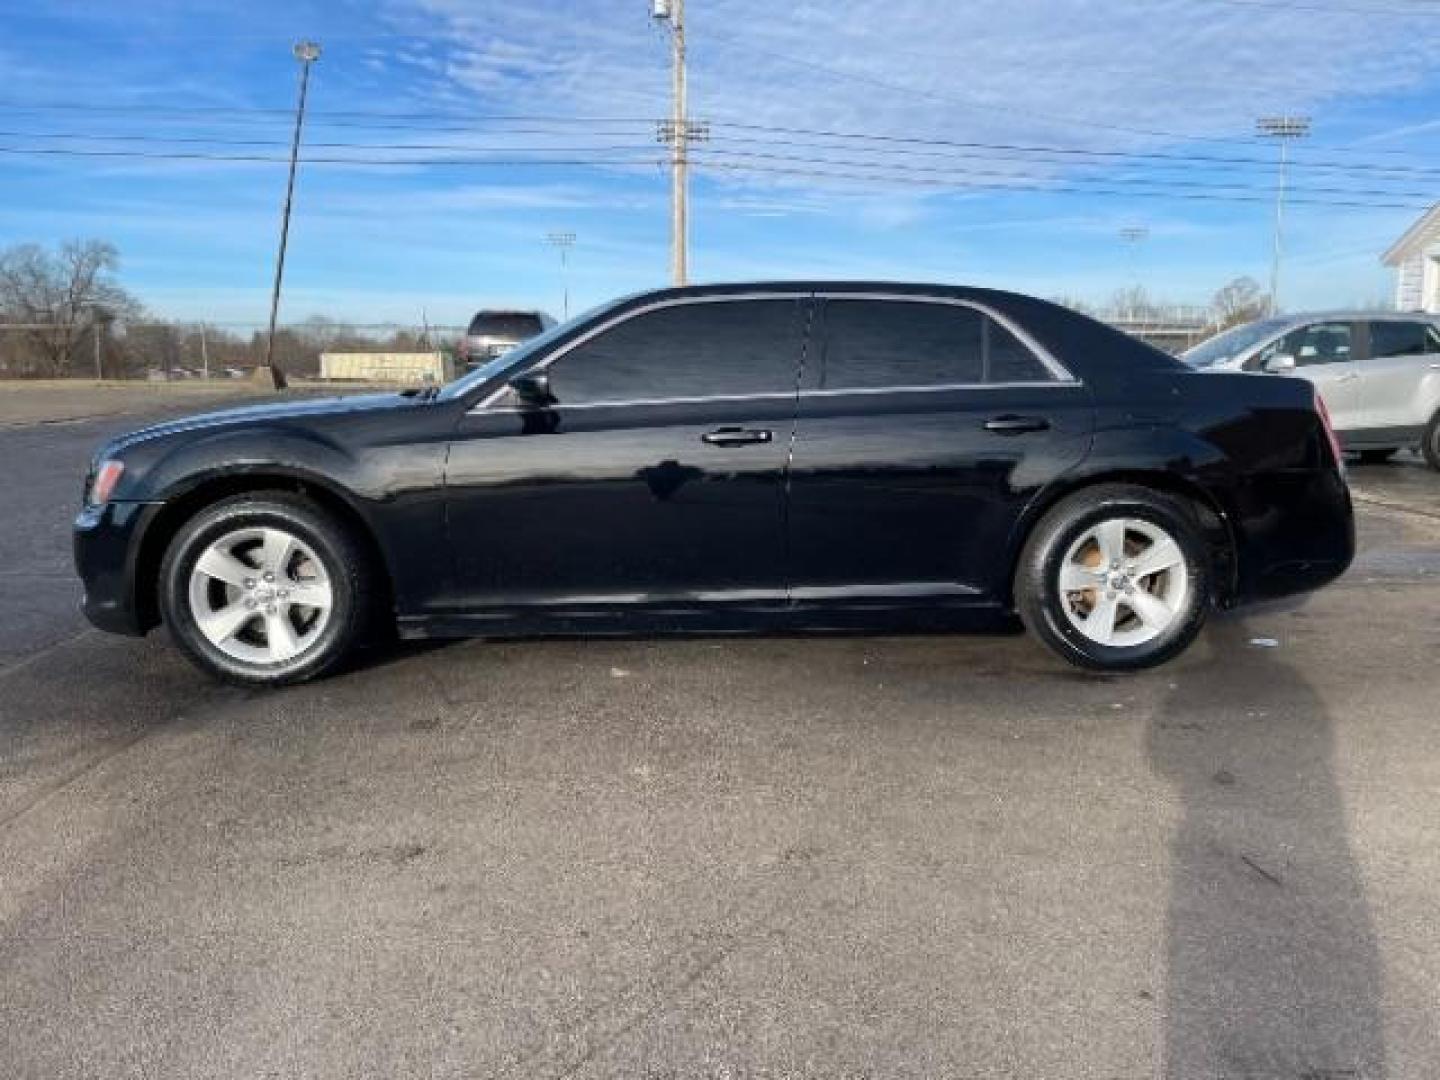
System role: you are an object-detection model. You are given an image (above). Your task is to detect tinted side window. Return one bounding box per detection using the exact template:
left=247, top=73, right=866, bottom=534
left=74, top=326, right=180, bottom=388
left=544, top=300, right=802, bottom=404
left=1369, top=321, right=1429, bottom=358
left=821, top=300, right=1050, bottom=390
left=987, top=319, right=1054, bottom=382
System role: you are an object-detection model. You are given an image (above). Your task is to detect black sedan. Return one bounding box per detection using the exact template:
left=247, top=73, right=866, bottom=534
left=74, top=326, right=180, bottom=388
left=75, top=283, right=1354, bottom=685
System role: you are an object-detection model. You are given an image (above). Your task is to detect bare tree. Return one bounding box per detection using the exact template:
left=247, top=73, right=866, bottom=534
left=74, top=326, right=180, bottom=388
left=0, top=240, right=139, bottom=376
left=1210, top=277, right=1269, bottom=330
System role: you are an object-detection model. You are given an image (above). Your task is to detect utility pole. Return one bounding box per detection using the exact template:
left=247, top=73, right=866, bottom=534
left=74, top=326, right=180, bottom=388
left=199, top=322, right=210, bottom=379
left=1257, top=115, right=1310, bottom=316
left=652, top=0, right=707, bottom=285
left=544, top=232, right=577, bottom=320
left=263, top=39, right=322, bottom=389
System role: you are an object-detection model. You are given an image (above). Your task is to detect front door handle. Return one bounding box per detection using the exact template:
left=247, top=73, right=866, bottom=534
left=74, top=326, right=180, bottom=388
left=983, top=414, right=1051, bottom=435
left=1336, top=373, right=1360, bottom=383
left=702, top=426, right=773, bottom=447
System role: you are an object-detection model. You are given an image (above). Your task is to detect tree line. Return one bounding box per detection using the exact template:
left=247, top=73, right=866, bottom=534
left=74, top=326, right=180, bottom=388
left=0, top=239, right=453, bottom=379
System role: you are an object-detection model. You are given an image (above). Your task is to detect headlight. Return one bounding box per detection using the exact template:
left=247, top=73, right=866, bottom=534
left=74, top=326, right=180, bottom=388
left=88, top=460, right=125, bottom=505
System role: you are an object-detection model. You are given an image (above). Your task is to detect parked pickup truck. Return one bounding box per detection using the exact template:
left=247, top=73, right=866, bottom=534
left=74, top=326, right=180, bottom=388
left=1182, top=310, right=1440, bottom=469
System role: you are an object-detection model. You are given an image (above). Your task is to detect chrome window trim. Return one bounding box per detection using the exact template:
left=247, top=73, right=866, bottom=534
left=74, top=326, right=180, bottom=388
left=476, top=380, right=1081, bottom=415
left=468, top=289, right=1080, bottom=414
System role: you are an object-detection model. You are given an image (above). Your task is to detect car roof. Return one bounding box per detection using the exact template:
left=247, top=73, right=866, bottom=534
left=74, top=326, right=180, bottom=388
left=1260, top=309, right=1440, bottom=325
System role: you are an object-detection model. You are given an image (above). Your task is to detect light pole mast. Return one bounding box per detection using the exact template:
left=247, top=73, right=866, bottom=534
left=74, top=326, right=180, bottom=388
left=544, top=232, right=576, bottom=321
left=1119, top=226, right=1148, bottom=322
left=652, top=0, right=705, bottom=286
left=263, top=39, right=321, bottom=387
left=1257, top=115, right=1310, bottom=316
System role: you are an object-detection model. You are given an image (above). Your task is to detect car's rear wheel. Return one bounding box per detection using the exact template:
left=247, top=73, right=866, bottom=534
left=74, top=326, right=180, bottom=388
left=159, top=493, right=373, bottom=686
left=1424, top=412, right=1440, bottom=472
left=1356, top=447, right=1398, bottom=465
left=1016, top=484, right=1211, bottom=671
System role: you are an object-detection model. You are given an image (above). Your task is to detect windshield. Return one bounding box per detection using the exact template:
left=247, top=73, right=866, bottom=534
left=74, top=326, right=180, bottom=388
left=438, top=298, right=621, bottom=401
left=1181, top=318, right=1290, bottom=368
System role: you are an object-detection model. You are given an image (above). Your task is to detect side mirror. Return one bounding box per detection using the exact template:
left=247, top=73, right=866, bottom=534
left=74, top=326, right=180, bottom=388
left=508, top=370, right=554, bottom=406
left=1264, top=353, right=1297, bottom=374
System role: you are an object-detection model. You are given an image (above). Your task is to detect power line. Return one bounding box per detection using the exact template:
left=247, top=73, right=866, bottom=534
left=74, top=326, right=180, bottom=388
left=691, top=160, right=1432, bottom=211
left=0, top=145, right=664, bottom=167
left=691, top=145, right=1440, bottom=203
left=1, top=141, right=1427, bottom=210
left=7, top=123, right=1440, bottom=182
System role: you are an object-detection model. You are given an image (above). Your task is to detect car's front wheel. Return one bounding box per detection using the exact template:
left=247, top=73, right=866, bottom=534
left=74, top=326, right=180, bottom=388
left=1015, top=484, right=1211, bottom=671
left=158, top=493, right=374, bottom=686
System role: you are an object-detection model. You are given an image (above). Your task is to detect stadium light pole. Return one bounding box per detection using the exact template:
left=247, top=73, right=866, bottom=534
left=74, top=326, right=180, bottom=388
left=262, top=39, right=322, bottom=387
left=544, top=232, right=577, bottom=321
left=1257, top=115, right=1310, bottom=316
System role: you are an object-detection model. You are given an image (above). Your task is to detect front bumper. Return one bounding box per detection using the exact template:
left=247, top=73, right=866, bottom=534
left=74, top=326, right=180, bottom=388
left=74, top=500, right=161, bottom=636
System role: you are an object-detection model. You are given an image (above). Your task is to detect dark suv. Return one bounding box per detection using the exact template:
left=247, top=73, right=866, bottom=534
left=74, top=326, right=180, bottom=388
left=457, top=309, right=553, bottom=371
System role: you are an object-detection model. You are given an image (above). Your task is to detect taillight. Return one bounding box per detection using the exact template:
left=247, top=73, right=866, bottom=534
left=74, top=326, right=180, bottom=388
left=1314, top=390, right=1345, bottom=472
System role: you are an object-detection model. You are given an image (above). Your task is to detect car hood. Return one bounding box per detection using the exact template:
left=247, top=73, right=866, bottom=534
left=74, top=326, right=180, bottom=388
left=100, top=391, right=419, bottom=457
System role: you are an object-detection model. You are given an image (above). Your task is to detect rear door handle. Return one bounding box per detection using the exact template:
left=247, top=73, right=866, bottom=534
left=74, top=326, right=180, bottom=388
left=1336, top=373, right=1360, bottom=383
left=983, top=414, right=1051, bottom=435
left=702, top=426, right=773, bottom=447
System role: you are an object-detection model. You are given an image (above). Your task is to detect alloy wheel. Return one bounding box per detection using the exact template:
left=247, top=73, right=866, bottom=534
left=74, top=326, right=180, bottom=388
left=1057, top=517, right=1190, bottom=648
left=186, top=526, right=333, bottom=665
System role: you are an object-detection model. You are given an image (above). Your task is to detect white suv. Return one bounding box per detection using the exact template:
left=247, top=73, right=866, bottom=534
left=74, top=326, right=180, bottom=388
left=1183, top=311, right=1440, bottom=468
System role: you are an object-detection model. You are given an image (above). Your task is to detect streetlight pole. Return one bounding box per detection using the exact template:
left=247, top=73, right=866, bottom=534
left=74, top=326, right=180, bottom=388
left=1257, top=115, right=1310, bottom=316
left=544, top=232, right=576, bottom=321
left=1119, top=226, right=1148, bottom=322
left=263, top=40, right=321, bottom=388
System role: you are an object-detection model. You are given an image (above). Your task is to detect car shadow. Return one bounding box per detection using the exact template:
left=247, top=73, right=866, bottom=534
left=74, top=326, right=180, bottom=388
left=1148, top=614, right=1385, bottom=1078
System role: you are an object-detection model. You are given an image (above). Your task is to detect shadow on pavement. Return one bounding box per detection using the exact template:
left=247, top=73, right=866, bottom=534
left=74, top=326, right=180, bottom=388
left=1150, top=615, right=1385, bottom=1078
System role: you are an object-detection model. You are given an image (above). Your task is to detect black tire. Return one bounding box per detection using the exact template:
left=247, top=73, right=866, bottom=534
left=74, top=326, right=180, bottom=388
left=1015, top=484, right=1211, bottom=672
left=1356, top=447, right=1398, bottom=465
left=158, top=492, right=374, bottom=686
left=1424, top=413, right=1440, bottom=472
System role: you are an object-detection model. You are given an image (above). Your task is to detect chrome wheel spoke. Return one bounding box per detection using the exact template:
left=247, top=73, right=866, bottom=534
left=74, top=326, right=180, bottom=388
left=1094, top=519, right=1127, bottom=567
left=1059, top=562, right=1102, bottom=592
left=197, top=601, right=254, bottom=645
left=287, top=578, right=333, bottom=612
left=1082, top=593, right=1120, bottom=645
left=259, top=528, right=297, bottom=575
left=1131, top=536, right=1183, bottom=579
left=195, top=547, right=254, bottom=589
left=1126, top=587, right=1174, bottom=631
left=265, top=609, right=302, bottom=661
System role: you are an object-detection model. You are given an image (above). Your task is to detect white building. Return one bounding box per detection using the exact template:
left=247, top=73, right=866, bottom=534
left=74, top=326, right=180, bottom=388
left=1382, top=203, right=1440, bottom=313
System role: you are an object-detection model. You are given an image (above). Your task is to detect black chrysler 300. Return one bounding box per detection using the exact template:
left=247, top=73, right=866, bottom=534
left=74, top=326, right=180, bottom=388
left=75, top=283, right=1354, bottom=685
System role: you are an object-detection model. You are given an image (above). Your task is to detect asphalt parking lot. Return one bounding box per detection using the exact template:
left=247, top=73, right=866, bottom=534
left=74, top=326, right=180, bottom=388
left=3, top=393, right=1439, bottom=1078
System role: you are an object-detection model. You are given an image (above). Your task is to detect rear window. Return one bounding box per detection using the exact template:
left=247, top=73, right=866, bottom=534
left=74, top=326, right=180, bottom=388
left=468, top=311, right=545, bottom=339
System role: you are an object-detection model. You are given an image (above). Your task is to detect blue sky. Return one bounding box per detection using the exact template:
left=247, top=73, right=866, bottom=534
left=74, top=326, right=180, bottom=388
left=1, top=0, right=1438, bottom=328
